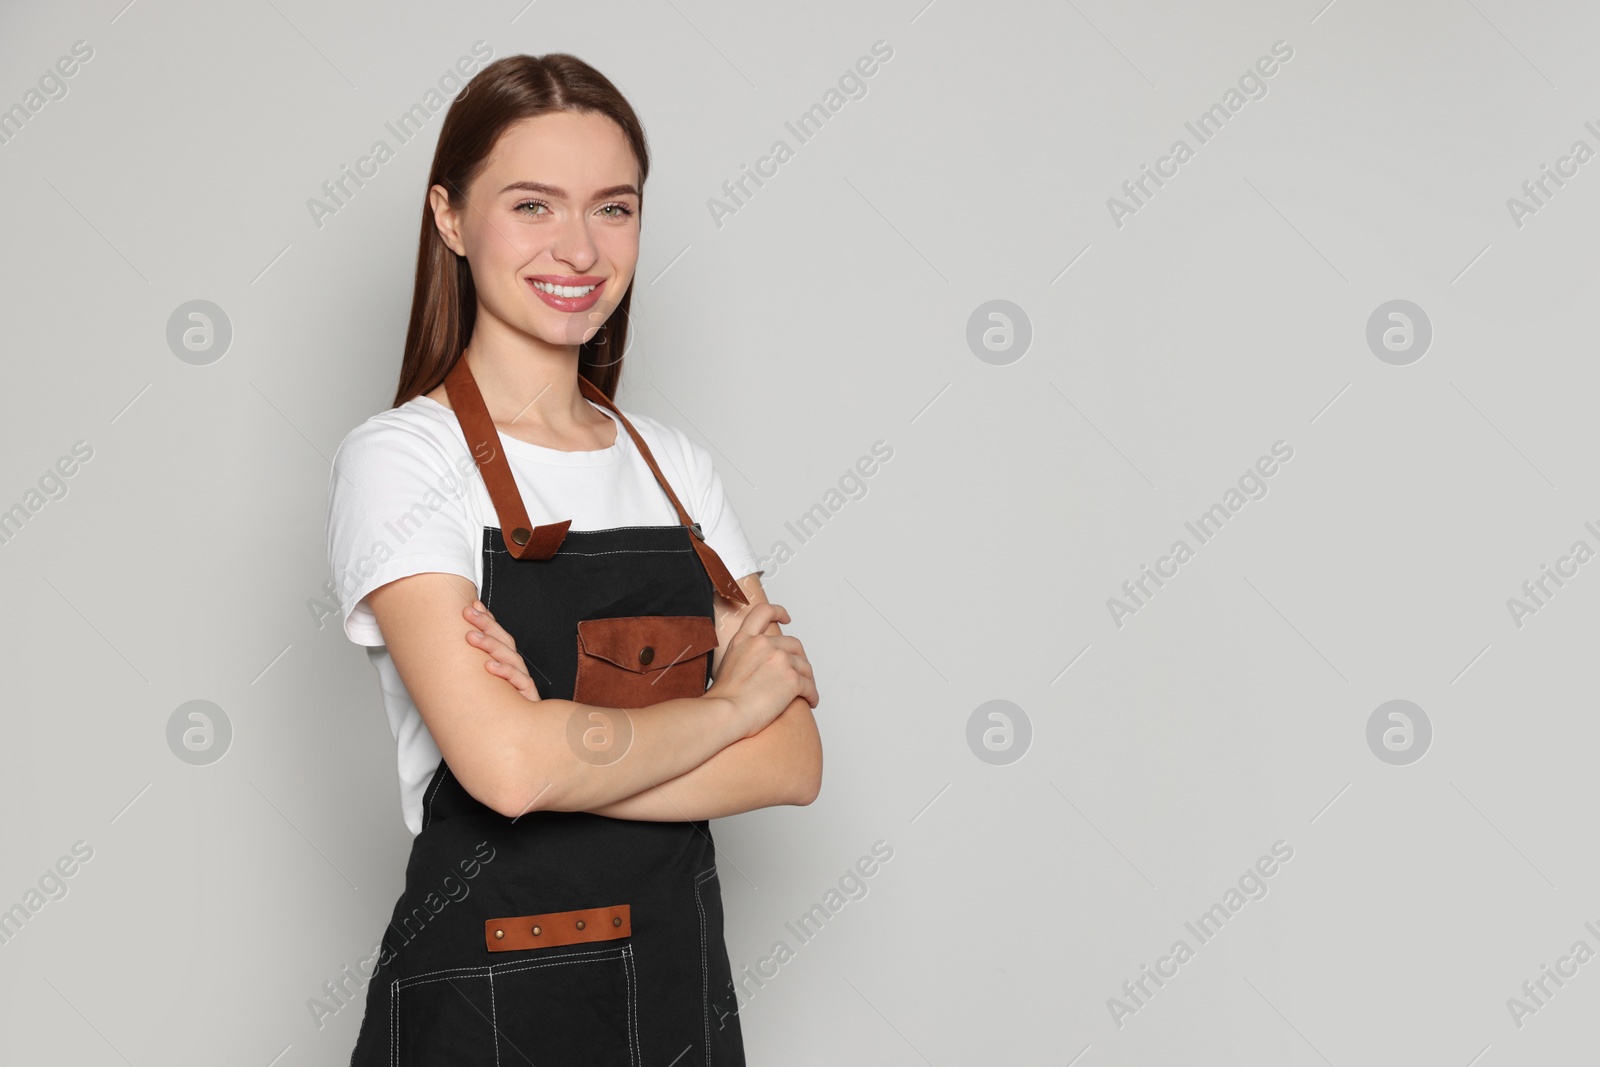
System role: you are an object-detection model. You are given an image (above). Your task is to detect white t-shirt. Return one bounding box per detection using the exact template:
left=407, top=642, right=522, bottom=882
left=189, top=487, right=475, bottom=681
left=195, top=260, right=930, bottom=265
left=325, top=391, right=763, bottom=836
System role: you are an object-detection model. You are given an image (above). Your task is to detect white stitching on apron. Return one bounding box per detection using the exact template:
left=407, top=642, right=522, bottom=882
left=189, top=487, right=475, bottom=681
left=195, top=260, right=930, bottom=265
left=694, top=864, right=720, bottom=1062
left=488, top=546, right=692, bottom=558
left=396, top=944, right=629, bottom=989
left=483, top=542, right=495, bottom=611
left=488, top=523, right=686, bottom=539
left=421, top=758, right=448, bottom=832
left=489, top=969, right=500, bottom=1067
left=624, top=942, right=640, bottom=1067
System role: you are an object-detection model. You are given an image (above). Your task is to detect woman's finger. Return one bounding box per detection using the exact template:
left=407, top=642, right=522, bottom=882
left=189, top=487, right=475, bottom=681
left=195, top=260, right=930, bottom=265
left=462, top=602, right=541, bottom=702
left=484, top=654, right=540, bottom=700
left=465, top=626, right=519, bottom=665
left=464, top=599, right=519, bottom=653
left=736, top=602, right=789, bottom=639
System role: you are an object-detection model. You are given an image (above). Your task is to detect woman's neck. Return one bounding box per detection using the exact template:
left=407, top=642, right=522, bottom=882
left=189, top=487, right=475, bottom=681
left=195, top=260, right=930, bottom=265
left=428, top=321, right=616, bottom=451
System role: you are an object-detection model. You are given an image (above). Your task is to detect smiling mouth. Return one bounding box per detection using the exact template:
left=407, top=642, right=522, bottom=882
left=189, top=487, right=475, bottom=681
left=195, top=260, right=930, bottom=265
left=529, top=279, right=598, bottom=297
left=524, top=276, right=606, bottom=312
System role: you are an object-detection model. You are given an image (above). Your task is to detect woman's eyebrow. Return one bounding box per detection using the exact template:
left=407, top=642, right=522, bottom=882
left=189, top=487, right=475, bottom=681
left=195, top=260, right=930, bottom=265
left=497, top=180, right=640, bottom=199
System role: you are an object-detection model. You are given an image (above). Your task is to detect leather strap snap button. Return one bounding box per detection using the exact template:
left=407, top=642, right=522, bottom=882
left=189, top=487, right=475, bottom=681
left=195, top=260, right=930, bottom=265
left=511, top=526, right=531, bottom=546
left=638, top=646, right=654, bottom=665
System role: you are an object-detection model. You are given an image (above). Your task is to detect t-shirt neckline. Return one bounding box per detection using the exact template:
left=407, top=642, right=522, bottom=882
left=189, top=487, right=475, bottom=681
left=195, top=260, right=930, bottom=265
left=413, top=394, right=627, bottom=467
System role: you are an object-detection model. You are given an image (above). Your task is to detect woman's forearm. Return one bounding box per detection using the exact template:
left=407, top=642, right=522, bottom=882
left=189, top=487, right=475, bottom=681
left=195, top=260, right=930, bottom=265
left=492, top=693, right=749, bottom=816
left=587, top=697, right=822, bottom=822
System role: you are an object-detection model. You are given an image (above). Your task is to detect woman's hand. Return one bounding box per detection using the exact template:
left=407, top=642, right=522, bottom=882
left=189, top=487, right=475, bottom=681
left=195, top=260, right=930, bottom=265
left=462, top=599, right=541, bottom=702
left=705, top=602, right=818, bottom=738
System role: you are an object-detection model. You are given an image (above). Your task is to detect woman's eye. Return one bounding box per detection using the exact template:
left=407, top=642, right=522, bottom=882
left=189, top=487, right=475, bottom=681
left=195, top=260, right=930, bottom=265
left=513, top=201, right=632, bottom=218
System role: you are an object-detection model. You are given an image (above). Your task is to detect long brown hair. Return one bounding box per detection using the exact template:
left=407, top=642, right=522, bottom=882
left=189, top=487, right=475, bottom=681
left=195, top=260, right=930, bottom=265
left=392, top=53, right=650, bottom=408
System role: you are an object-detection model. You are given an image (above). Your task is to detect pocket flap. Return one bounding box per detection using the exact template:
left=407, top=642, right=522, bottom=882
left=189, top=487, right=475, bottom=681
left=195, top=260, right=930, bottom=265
left=576, top=615, right=718, bottom=674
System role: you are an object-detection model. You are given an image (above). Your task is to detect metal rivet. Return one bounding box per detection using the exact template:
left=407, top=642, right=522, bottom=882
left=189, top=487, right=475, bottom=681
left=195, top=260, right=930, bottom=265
left=494, top=929, right=504, bottom=940
left=613, top=917, right=622, bottom=927
left=576, top=919, right=586, bottom=930
left=532, top=925, right=541, bottom=936
left=511, top=527, right=531, bottom=546
left=638, top=646, right=654, bottom=665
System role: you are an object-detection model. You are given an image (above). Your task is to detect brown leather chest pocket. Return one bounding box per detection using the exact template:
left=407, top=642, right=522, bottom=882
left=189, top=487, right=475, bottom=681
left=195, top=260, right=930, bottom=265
left=573, top=614, right=719, bottom=708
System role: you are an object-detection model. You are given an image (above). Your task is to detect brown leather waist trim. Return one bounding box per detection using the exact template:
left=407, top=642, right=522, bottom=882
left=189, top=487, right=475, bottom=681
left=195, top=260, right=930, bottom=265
left=485, top=903, right=632, bottom=953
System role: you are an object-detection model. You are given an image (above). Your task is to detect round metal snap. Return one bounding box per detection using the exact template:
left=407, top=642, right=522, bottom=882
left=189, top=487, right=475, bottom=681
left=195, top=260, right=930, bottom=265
left=531, top=925, right=541, bottom=936
left=576, top=919, right=586, bottom=930
left=494, top=929, right=504, bottom=940
left=511, top=527, right=531, bottom=546
left=638, top=646, right=654, bottom=665
left=612, top=917, right=622, bottom=927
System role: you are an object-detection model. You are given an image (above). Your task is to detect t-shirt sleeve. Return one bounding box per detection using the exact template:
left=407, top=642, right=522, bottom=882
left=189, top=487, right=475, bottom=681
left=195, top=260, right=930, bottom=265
left=681, top=435, right=764, bottom=584
left=325, top=417, right=479, bottom=646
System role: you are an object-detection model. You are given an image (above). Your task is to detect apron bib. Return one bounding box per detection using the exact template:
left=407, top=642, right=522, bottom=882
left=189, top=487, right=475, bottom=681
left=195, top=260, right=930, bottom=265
left=348, top=359, right=752, bottom=1067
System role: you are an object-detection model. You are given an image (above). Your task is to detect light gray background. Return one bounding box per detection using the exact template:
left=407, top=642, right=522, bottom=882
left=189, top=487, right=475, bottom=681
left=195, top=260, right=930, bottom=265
left=2, top=0, right=1597, bottom=1064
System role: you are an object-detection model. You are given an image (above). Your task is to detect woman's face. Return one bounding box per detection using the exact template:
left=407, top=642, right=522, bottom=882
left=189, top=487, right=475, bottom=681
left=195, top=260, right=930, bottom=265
left=432, top=109, right=641, bottom=349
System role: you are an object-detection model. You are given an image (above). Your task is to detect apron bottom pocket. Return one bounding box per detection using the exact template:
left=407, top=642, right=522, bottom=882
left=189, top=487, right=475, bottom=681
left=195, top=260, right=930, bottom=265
left=393, top=943, right=638, bottom=1067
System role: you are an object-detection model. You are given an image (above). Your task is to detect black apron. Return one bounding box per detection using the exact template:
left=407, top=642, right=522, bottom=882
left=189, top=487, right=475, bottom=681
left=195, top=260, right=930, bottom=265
left=348, top=359, right=753, bottom=1067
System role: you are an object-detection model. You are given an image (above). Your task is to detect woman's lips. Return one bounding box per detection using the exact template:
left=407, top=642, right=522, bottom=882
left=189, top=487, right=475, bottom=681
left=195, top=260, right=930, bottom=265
left=526, top=276, right=605, bottom=312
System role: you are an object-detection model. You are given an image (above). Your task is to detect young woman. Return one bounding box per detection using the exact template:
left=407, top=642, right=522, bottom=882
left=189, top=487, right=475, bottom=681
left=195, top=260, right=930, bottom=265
left=326, top=53, right=822, bottom=1066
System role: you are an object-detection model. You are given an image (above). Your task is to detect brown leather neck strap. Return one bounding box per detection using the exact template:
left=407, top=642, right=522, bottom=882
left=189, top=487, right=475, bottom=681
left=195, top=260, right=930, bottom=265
left=441, top=357, right=750, bottom=607
left=576, top=375, right=750, bottom=607
left=443, top=357, right=570, bottom=560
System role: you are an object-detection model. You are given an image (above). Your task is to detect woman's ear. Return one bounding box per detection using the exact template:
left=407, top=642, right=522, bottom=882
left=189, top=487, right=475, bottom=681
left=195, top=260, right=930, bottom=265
left=428, top=183, right=466, bottom=257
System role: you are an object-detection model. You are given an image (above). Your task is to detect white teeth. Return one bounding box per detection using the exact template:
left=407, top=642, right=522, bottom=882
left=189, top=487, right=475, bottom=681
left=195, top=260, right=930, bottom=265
left=531, top=280, right=597, bottom=297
